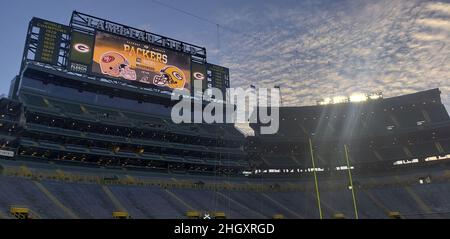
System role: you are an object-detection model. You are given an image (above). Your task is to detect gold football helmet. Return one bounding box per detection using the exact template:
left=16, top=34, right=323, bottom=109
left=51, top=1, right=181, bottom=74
left=152, top=65, right=186, bottom=89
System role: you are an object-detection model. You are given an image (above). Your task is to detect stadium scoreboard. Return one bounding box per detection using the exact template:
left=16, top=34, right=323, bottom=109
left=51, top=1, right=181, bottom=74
left=207, top=63, right=230, bottom=94
left=23, top=11, right=230, bottom=100
left=32, top=19, right=69, bottom=66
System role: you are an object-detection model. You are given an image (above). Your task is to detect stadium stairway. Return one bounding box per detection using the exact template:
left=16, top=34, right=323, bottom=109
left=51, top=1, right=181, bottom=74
left=262, top=191, right=331, bottom=219
left=260, top=193, right=305, bottom=219
left=356, top=189, right=390, bottom=218
left=0, top=177, right=67, bottom=218
left=41, top=181, right=116, bottom=218
left=107, top=185, right=187, bottom=219
left=168, top=188, right=263, bottom=218
left=224, top=191, right=299, bottom=219
left=318, top=189, right=357, bottom=219
left=215, top=191, right=267, bottom=219
left=164, top=189, right=196, bottom=212
left=33, top=181, right=79, bottom=219
left=408, top=183, right=450, bottom=217
left=168, top=189, right=216, bottom=213
left=397, top=183, right=450, bottom=219
left=365, top=187, right=432, bottom=219
left=403, top=186, right=435, bottom=218
left=101, top=185, right=128, bottom=215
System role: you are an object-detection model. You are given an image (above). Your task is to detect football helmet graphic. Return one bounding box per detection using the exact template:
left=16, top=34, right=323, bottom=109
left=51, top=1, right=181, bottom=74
left=99, top=51, right=136, bottom=81
left=153, top=65, right=186, bottom=89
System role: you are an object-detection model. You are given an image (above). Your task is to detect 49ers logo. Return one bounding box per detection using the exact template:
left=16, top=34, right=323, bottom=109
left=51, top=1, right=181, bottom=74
left=102, top=55, right=115, bottom=63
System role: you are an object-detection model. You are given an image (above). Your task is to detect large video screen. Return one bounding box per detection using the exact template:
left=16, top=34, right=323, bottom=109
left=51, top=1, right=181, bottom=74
left=92, top=31, right=191, bottom=91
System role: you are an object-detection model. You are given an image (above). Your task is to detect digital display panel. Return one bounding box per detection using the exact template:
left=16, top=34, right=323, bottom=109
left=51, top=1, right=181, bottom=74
left=92, top=31, right=191, bottom=91
left=34, top=19, right=69, bottom=65
left=191, top=61, right=207, bottom=94
left=207, top=63, right=230, bottom=99
left=68, top=31, right=95, bottom=74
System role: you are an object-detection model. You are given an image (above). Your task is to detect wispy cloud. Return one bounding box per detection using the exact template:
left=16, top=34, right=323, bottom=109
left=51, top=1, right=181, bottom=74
left=213, top=0, right=450, bottom=109
left=417, top=18, right=450, bottom=30
left=426, top=2, right=450, bottom=15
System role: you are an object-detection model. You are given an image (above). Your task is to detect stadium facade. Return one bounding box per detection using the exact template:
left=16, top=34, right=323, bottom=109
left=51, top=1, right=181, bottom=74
left=0, top=12, right=450, bottom=219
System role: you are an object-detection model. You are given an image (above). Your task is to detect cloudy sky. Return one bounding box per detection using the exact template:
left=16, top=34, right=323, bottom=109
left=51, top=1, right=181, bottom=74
left=0, top=0, right=449, bottom=108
